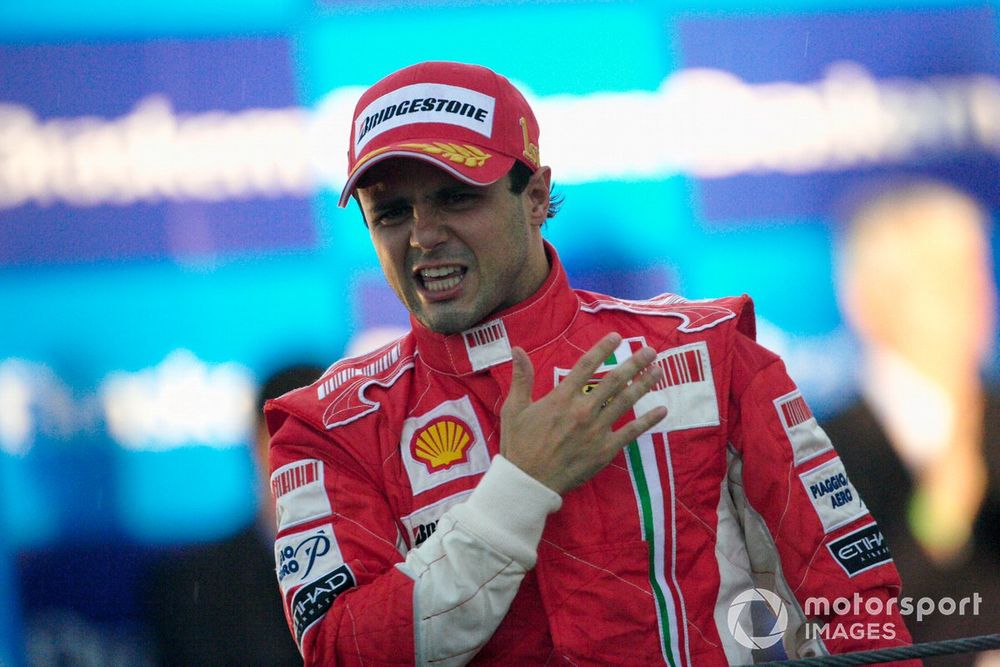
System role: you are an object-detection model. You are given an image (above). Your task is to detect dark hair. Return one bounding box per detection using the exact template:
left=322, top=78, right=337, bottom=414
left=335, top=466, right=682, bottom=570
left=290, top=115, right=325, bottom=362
left=508, top=161, right=563, bottom=219
left=256, top=363, right=326, bottom=414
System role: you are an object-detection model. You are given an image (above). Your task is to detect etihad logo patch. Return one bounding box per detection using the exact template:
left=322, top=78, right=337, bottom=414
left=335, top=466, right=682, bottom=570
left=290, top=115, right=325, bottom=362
left=828, top=522, right=893, bottom=577
left=411, top=416, right=474, bottom=472
left=276, top=522, right=356, bottom=647
left=463, top=319, right=511, bottom=371
left=271, top=459, right=332, bottom=532
left=400, top=396, right=490, bottom=495
left=291, top=564, right=355, bottom=646
left=775, top=390, right=833, bottom=465
left=799, top=458, right=868, bottom=533
left=354, top=82, right=495, bottom=152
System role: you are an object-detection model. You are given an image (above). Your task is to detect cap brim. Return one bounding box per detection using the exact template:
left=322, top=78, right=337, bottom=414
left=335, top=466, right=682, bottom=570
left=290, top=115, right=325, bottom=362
left=337, top=140, right=516, bottom=207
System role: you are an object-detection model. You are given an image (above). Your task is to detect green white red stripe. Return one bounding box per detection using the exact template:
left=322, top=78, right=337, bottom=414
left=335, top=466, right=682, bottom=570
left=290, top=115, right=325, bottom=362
left=609, top=340, right=691, bottom=666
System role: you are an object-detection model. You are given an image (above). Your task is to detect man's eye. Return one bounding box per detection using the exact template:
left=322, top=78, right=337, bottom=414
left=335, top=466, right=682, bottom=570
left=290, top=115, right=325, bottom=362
left=445, top=192, right=476, bottom=206
left=375, top=208, right=409, bottom=226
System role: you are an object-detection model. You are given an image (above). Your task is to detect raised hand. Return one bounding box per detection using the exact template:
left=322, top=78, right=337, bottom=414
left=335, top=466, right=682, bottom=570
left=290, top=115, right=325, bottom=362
left=499, top=332, right=668, bottom=495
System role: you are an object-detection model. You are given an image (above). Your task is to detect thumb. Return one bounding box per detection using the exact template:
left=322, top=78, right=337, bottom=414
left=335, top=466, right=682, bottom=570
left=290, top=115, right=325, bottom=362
left=503, top=347, right=534, bottom=414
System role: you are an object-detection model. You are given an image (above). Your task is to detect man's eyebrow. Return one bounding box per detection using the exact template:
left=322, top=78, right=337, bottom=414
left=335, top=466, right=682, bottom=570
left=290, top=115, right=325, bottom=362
left=368, top=195, right=410, bottom=214
left=366, top=183, right=479, bottom=213
left=432, top=184, right=479, bottom=199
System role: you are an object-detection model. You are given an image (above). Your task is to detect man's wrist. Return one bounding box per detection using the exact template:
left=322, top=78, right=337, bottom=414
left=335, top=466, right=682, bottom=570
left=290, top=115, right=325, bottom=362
left=449, top=455, right=562, bottom=568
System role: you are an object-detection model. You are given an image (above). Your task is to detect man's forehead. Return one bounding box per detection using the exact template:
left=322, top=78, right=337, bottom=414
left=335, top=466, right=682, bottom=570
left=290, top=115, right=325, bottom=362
left=357, top=158, right=477, bottom=196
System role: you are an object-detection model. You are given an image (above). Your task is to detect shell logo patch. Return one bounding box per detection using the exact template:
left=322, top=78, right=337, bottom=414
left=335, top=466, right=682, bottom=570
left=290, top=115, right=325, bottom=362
left=400, top=395, right=491, bottom=494
left=411, top=416, right=474, bottom=472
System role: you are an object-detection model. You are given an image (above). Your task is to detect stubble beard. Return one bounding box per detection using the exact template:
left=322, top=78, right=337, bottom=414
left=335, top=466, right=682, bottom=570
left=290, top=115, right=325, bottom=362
left=396, top=271, right=486, bottom=336
left=407, top=255, right=523, bottom=336
left=416, top=308, right=479, bottom=336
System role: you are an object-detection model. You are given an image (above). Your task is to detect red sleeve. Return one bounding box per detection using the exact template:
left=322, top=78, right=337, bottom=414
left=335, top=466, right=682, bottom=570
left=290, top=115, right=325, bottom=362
left=266, top=406, right=415, bottom=666
left=728, top=334, right=919, bottom=663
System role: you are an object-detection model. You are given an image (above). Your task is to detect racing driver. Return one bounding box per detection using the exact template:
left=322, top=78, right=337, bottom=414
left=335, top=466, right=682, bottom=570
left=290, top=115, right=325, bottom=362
left=264, top=61, right=918, bottom=666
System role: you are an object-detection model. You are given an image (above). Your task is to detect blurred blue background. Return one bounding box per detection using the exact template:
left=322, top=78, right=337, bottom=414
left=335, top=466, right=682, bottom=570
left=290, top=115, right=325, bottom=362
left=2, top=0, right=999, bottom=664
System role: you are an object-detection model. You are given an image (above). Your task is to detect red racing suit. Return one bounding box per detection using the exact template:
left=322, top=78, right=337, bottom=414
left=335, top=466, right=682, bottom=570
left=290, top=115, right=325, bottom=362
left=265, top=245, right=916, bottom=666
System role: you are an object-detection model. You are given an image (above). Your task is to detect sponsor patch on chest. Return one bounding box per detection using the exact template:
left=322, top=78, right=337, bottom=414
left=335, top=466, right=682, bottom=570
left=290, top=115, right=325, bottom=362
left=555, top=338, right=720, bottom=433
left=400, top=490, right=472, bottom=549
left=400, top=396, right=491, bottom=495
left=271, top=459, right=332, bottom=532
left=798, top=458, right=868, bottom=533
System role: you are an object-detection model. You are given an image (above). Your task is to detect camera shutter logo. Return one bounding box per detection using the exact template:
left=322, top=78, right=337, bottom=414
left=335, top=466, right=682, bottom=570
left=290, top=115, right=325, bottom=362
left=727, top=588, right=788, bottom=649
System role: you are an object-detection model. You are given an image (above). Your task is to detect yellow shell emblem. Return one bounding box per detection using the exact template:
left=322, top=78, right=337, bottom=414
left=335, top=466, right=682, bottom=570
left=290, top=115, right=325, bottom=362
left=411, top=417, right=474, bottom=472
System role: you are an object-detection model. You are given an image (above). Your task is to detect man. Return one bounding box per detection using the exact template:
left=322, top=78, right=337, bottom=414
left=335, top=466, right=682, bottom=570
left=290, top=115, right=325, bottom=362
left=265, top=61, right=915, bottom=665
left=825, top=181, right=1000, bottom=665
left=148, top=365, right=320, bottom=666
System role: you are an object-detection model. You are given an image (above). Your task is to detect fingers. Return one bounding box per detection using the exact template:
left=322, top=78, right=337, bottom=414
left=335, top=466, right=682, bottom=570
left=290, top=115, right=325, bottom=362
left=610, top=405, right=669, bottom=451
left=587, top=344, right=657, bottom=409
left=559, top=332, right=622, bottom=393
left=502, top=347, right=534, bottom=415
left=597, top=355, right=664, bottom=425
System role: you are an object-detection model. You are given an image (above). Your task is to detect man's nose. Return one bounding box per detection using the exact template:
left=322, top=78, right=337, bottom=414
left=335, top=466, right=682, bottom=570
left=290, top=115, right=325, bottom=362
left=410, top=207, right=449, bottom=250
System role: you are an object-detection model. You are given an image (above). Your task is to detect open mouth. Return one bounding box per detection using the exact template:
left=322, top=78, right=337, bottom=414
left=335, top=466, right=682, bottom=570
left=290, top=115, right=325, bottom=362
left=416, top=265, right=467, bottom=294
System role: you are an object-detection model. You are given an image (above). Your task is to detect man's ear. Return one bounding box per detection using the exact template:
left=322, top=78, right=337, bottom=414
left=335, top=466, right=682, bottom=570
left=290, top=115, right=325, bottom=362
left=525, top=166, right=552, bottom=226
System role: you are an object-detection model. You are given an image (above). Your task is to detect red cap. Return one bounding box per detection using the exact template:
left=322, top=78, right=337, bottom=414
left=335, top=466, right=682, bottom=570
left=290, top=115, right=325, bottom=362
left=338, top=61, right=541, bottom=207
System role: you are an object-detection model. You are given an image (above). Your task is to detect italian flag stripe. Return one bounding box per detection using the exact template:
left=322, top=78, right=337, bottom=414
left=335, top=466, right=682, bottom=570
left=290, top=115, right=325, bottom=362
left=611, top=342, right=689, bottom=667
left=652, top=431, right=690, bottom=666
left=626, top=437, right=676, bottom=666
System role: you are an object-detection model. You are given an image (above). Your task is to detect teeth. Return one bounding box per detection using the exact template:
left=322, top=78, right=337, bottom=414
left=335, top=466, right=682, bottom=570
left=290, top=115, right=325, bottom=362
left=425, top=274, right=463, bottom=292
left=418, top=266, right=465, bottom=293
left=421, top=266, right=461, bottom=279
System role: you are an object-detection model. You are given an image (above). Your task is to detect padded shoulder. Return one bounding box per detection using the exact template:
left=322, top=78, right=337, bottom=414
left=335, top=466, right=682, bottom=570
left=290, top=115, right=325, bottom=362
left=575, top=290, right=756, bottom=339
left=266, top=333, right=416, bottom=432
